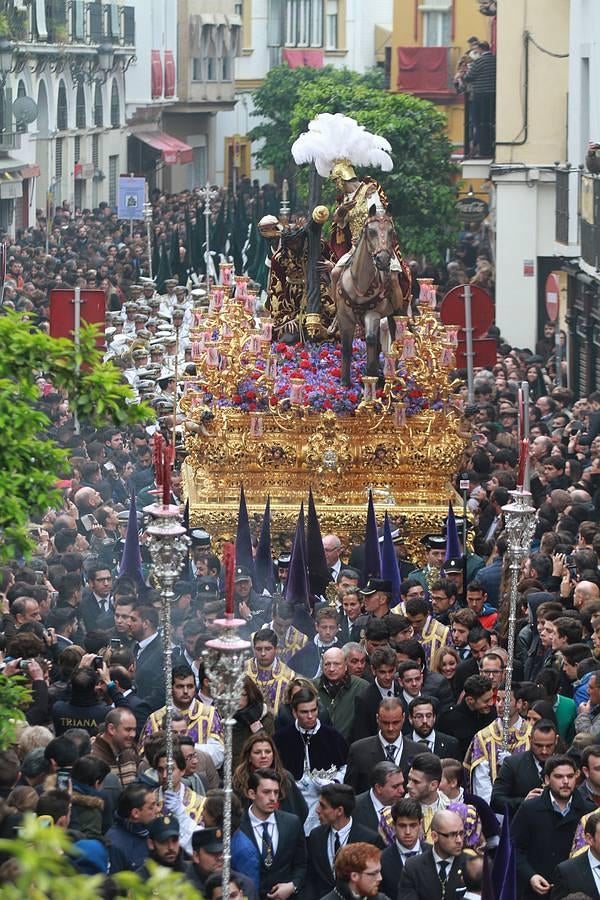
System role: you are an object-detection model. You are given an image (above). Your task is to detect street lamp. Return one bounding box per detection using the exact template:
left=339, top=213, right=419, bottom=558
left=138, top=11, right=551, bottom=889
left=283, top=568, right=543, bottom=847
left=96, top=42, right=115, bottom=84
left=0, top=37, right=14, bottom=88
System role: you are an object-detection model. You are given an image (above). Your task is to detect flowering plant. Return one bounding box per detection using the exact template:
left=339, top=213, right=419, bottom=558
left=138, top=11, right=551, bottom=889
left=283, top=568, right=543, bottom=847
left=215, top=341, right=442, bottom=416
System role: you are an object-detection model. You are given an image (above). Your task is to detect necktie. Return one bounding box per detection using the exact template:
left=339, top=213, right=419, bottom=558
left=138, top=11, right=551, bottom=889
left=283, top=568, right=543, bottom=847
left=385, top=744, right=396, bottom=762
left=261, top=822, right=273, bottom=867
left=418, top=739, right=430, bottom=749
left=333, top=831, right=341, bottom=856
left=404, top=851, right=418, bottom=860
left=133, top=642, right=141, bottom=656
left=438, top=860, right=449, bottom=884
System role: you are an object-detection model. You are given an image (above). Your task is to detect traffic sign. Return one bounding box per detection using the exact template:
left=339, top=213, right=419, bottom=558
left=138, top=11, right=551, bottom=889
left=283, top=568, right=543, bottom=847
left=440, top=285, right=495, bottom=338
left=455, top=338, right=497, bottom=369
left=545, top=272, right=560, bottom=323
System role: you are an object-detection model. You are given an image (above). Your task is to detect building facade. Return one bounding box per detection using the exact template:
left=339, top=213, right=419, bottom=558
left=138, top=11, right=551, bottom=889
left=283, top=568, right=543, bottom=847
left=214, top=0, right=394, bottom=185
left=390, top=0, right=491, bottom=153
left=0, top=0, right=136, bottom=234
left=491, top=0, right=569, bottom=352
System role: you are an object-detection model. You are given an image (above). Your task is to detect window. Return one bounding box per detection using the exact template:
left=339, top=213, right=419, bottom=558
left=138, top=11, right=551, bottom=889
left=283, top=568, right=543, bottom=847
left=421, top=0, right=452, bottom=47
left=89, top=0, right=104, bottom=41
left=107, top=3, right=120, bottom=41
left=122, top=6, right=135, bottom=44
left=75, top=83, right=86, bottom=129
left=201, top=25, right=218, bottom=81
left=92, top=132, right=100, bottom=167
left=71, top=0, right=85, bottom=41
left=192, top=58, right=202, bottom=81
left=285, top=0, right=322, bottom=47
left=55, top=136, right=63, bottom=178
left=222, top=54, right=231, bottom=81
left=56, top=81, right=68, bottom=130
left=108, top=155, right=118, bottom=207
left=110, top=81, right=120, bottom=127
left=94, top=83, right=103, bottom=127
left=325, top=0, right=338, bottom=49
left=74, top=134, right=81, bottom=162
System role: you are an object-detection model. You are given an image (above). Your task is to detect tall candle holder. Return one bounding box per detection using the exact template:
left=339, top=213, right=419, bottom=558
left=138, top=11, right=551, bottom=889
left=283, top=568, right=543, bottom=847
left=143, top=502, right=190, bottom=790
left=500, top=489, right=536, bottom=752
left=204, top=621, right=251, bottom=900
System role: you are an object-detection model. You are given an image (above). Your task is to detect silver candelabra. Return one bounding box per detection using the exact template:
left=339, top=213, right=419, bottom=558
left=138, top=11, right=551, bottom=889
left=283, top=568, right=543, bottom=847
left=501, top=489, right=536, bottom=752
left=144, top=501, right=189, bottom=790
left=204, top=619, right=251, bottom=900
left=197, top=181, right=221, bottom=281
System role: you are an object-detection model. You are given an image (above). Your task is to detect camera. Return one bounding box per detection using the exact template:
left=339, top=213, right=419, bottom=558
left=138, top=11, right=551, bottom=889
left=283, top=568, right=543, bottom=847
left=110, top=638, right=122, bottom=650
left=81, top=514, right=99, bottom=531
left=19, top=659, right=30, bottom=672
left=93, top=656, right=104, bottom=670
left=56, top=770, right=71, bottom=792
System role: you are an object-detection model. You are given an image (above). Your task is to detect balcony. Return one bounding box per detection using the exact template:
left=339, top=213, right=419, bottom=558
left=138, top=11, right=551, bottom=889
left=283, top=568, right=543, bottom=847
left=23, top=1, right=135, bottom=47
left=395, top=46, right=460, bottom=101
left=581, top=173, right=600, bottom=271
left=556, top=167, right=570, bottom=245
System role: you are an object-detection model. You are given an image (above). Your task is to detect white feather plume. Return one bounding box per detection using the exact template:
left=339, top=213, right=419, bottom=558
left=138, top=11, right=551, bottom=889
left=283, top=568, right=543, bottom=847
left=291, top=113, right=393, bottom=177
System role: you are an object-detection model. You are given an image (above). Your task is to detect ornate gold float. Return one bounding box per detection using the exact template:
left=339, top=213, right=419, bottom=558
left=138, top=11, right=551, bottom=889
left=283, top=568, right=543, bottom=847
left=181, top=275, right=467, bottom=559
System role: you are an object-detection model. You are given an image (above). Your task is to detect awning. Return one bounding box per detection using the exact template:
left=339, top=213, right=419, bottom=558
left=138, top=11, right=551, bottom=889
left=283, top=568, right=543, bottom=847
left=282, top=48, right=324, bottom=68
left=134, top=131, right=193, bottom=166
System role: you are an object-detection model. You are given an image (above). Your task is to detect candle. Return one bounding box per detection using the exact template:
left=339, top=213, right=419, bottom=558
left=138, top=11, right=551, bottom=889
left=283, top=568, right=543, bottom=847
left=162, top=443, right=172, bottom=506
left=517, top=437, right=529, bottom=489
left=206, top=345, right=219, bottom=367
left=402, top=336, right=416, bottom=359
left=192, top=340, right=202, bottom=358
left=394, top=402, right=406, bottom=427
left=520, top=381, right=530, bottom=491
left=393, top=316, right=408, bottom=339
left=222, top=541, right=235, bottom=617
left=153, top=433, right=164, bottom=495
left=383, top=354, right=396, bottom=379
left=212, top=289, right=224, bottom=310
left=290, top=377, right=304, bottom=405
left=266, top=356, right=278, bottom=378
left=439, top=346, right=454, bottom=367
left=220, top=264, right=233, bottom=287
left=250, top=412, right=264, bottom=438
left=363, top=377, right=377, bottom=402
left=249, top=335, right=262, bottom=354
left=261, top=321, right=273, bottom=342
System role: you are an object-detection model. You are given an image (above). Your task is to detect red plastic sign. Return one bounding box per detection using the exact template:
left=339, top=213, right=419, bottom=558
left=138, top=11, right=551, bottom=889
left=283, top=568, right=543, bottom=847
left=440, top=285, right=495, bottom=338
left=50, top=289, right=106, bottom=343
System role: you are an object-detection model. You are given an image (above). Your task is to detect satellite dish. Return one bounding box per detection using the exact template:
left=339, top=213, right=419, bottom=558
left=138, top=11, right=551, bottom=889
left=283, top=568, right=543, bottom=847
left=13, top=96, right=38, bottom=132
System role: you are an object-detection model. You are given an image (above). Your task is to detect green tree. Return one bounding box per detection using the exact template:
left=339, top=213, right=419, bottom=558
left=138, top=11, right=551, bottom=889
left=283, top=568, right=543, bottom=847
left=0, top=313, right=153, bottom=562
left=0, top=815, right=201, bottom=898
left=251, top=65, right=458, bottom=261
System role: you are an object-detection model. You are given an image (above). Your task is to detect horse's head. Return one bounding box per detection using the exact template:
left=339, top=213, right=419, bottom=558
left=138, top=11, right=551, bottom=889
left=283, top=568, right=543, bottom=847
left=364, top=207, right=394, bottom=273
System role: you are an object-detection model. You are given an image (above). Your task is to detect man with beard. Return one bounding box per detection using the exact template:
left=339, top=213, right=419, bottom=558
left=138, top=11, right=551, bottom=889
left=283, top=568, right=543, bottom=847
left=320, top=842, right=388, bottom=900
left=137, top=814, right=187, bottom=878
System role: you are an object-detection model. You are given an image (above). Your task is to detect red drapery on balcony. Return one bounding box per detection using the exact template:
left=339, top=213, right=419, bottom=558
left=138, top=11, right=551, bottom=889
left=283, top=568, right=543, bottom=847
left=396, top=46, right=449, bottom=94
left=164, top=50, right=176, bottom=98
left=282, top=49, right=324, bottom=68
left=135, top=131, right=193, bottom=165
left=151, top=50, right=163, bottom=98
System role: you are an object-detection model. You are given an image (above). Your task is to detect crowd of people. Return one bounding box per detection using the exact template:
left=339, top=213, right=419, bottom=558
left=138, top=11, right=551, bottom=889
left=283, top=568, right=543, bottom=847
left=0, top=191, right=599, bottom=899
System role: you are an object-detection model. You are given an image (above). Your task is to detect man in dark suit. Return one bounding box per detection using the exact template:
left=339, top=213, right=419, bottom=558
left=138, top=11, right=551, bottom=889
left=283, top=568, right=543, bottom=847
left=80, top=563, right=115, bottom=632
left=407, top=696, right=461, bottom=758
left=345, top=698, right=421, bottom=795
left=380, top=798, right=426, bottom=899
left=288, top=608, right=342, bottom=678
left=352, top=646, right=401, bottom=740
left=130, top=605, right=165, bottom=711
left=320, top=842, right=390, bottom=900
left=305, top=783, right=382, bottom=900
left=491, top=719, right=558, bottom=817
left=398, top=809, right=467, bottom=899
left=551, top=810, right=600, bottom=899
left=511, top=755, right=595, bottom=900
left=239, top=767, right=307, bottom=899
left=353, top=761, right=405, bottom=836
left=437, top=674, right=495, bottom=759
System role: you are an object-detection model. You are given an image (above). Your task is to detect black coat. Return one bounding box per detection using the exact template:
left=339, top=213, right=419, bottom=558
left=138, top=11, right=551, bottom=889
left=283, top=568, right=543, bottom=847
left=273, top=722, right=348, bottom=781
left=352, top=791, right=380, bottom=833
left=437, top=700, right=496, bottom=760
left=352, top=682, right=402, bottom=741
left=79, top=590, right=114, bottom=632
left=380, top=841, right=427, bottom=899
left=239, top=809, right=307, bottom=898
left=398, top=847, right=467, bottom=900
left=550, top=851, right=600, bottom=899
left=305, top=819, right=382, bottom=900
left=288, top=640, right=342, bottom=678
left=134, top=635, right=165, bottom=711
left=511, top=788, right=595, bottom=900
left=490, top=750, right=545, bottom=817
left=344, top=735, right=421, bottom=795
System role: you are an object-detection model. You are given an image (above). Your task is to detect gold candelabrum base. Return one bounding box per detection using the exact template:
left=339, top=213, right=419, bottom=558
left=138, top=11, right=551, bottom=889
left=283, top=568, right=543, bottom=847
left=181, top=284, right=467, bottom=560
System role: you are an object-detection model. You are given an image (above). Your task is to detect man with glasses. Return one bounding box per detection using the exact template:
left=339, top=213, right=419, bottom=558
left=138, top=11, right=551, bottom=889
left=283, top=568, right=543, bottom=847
left=323, top=534, right=344, bottom=583
left=398, top=809, right=468, bottom=899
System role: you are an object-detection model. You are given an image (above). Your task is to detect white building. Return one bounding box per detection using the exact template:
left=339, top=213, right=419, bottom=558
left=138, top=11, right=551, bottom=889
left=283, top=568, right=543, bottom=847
left=214, top=0, right=393, bottom=185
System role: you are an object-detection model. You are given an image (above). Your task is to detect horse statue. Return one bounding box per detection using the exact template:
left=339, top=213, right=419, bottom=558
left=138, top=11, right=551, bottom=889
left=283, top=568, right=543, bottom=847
left=332, top=208, right=411, bottom=387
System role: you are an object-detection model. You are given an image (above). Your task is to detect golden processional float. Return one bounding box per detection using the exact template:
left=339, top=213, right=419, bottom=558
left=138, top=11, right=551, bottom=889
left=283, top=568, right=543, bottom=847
left=180, top=266, right=468, bottom=560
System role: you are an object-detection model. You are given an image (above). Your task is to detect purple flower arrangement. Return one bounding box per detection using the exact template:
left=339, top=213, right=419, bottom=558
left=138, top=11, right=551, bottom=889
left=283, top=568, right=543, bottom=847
left=213, top=341, right=439, bottom=417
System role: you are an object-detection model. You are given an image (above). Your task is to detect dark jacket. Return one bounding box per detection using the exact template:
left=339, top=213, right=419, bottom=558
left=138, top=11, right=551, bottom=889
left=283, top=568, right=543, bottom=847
left=184, top=860, right=258, bottom=900
left=239, top=808, right=307, bottom=898
left=398, top=847, right=467, bottom=900
left=511, top=788, right=595, bottom=900
left=550, top=851, right=600, bottom=899
left=491, top=750, right=545, bottom=817
left=52, top=697, right=110, bottom=736
left=344, top=734, right=422, bottom=795
left=305, top=819, right=383, bottom=900
left=352, top=682, right=402, bottom=741
left=380, top=841, right=427, bottom=899
left=273, top=722, right=347, bottom=781
left=134, top=634, right=165, bottom=710
left=437, top=700, right=496, bottom=760
left=289, top=639, right=342, bottom=678
left=105, top=815, right=150, bottom=872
